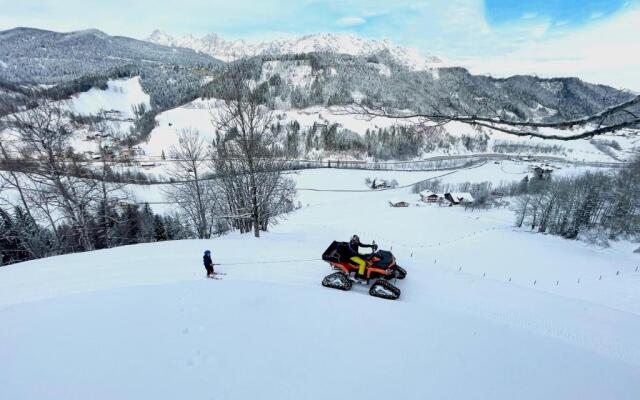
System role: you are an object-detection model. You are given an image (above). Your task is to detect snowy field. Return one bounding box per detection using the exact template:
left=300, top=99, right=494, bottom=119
left=124, top=160, right=612, bottom=214
left=1, top=168, right=639, bottom=400
left=142, top=90, right=638, bottom=164
left=70, top=77, right=151, bottom=119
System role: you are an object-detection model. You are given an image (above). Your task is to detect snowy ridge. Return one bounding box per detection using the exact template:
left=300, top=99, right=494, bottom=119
left=146, top=30, right=443, bottom=70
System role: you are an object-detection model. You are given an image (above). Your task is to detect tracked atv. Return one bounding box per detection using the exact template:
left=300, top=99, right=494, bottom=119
left=321, top=241, right=406, bottom=300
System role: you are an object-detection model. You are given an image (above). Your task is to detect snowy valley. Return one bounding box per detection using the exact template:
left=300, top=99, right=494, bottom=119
left=30, top=74, right=637, bottom=177
left=1, top=20, right=640, bottom=400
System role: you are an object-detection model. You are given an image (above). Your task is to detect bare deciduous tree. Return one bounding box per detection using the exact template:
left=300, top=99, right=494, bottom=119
left=94, top=136, right=130, bottom=248
left=0, top=97, right=100, bottom=251
left=341, top=94, right=640, bottom=141
left=210, top=60, right=295, bottom=238
left=163, top=128, right=217, bottom=239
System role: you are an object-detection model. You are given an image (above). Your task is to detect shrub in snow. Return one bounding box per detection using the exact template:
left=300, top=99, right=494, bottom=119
left=590, top=138, right=622, bottom=151
left=580, top=230, right=610, bottom=248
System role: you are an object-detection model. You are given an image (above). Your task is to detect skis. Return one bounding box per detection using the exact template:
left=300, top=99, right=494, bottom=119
left=206, top=272, right=226, bottom=280
left=205, top=262, right=226, bottom=280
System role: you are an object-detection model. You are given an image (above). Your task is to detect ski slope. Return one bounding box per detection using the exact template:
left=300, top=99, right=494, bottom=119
left=1, top=169, right=640, bottom=400
left=70, top=76, right=151, bottom=118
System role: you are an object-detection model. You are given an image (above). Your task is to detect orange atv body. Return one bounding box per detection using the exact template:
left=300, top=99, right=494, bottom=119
left=321, top=241, right=406, bottom=299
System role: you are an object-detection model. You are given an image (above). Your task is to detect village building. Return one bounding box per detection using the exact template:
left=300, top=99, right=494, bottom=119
left=532, top=165, right=554, bottom=180
left=389, top=198, right=410, bottom=207
left=371, top=178, right=391, bottom=189
left=444, top=192, right=475, bottom=206
left=419, top=190, right=441, bottom=203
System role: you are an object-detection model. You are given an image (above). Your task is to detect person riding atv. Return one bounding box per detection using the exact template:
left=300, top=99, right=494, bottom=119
left=321, top=239, right=407, bottom=300
left=348, top=235, right=377, bottom=280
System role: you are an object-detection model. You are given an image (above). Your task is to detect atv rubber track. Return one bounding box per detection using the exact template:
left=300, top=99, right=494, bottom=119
left=395, top=265, right=407, bottom=280
left=322, top=272, right=352, bottom=291
left=369, top=279, right=401, bottom=300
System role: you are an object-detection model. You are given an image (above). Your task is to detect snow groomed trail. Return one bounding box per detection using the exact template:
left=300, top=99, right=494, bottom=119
left=1, top=168, right=639, bottom=400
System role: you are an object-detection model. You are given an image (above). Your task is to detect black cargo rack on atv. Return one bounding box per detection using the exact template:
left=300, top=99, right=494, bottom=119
left=322, top=241, right=352, bottom=263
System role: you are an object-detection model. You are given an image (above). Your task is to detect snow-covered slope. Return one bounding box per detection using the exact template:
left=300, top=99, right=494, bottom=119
left=1, top=169, right=639, bottom=399
left=0, top=27, right=219, bottom=85
left=71, top=76, right=151, bottom=118
left=141, top=97, right=638, bottom=164
left=0, top=77, right=153, bottom=158
left=146, top=30, right=443, bottom=70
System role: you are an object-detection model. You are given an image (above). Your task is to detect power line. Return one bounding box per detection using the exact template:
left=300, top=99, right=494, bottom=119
left=0, top=157, right=490, bottom=186
left=124, top=161, right=483, bottom=203
left=1, top=152, right=629, bottom=167
left=296, top=162, right=485, bottom=192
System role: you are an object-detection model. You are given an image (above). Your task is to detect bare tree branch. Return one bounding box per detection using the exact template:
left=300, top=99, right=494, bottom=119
left=339, top=95, right=640, bottom=141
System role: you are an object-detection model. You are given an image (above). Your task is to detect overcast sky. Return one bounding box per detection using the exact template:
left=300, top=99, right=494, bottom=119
left=1, top=0, right=639, bottom=90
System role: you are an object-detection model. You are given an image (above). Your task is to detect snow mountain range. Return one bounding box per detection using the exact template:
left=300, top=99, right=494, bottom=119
left=0, top=27, right=218, bottom=84
left=146, top=30, right=443, bottom=70
left=0, top=27, right=635, bottom=132
left=0, top=27, right=221, bottom=109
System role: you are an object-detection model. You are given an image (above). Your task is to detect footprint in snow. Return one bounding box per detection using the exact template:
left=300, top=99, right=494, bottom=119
left=187, top=350, right=209, bottom=367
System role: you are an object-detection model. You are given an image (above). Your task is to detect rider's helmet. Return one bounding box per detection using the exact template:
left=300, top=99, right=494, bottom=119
left=351, top=234, right=360, bottom=242
left=204, top=250, right=211, bottom=255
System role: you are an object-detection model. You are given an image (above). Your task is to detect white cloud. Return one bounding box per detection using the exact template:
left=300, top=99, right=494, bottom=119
left=337, top=16, right=367, bottom=27
left=1, top=0, right=637, bottom=90
left=527, top=22, right=551, bottom=38
left=362, top=10, right=388, bottom=18
left=458, top=8, right=640, bottom=91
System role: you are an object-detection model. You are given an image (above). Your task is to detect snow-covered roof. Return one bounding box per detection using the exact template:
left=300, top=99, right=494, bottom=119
left=419, top=190, right=440, bottom=197
left=389, top=198, right=410, bottom=204
left=447, top=192, right=474, bottom=203
left=534, top=164, right=556, bottom=171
